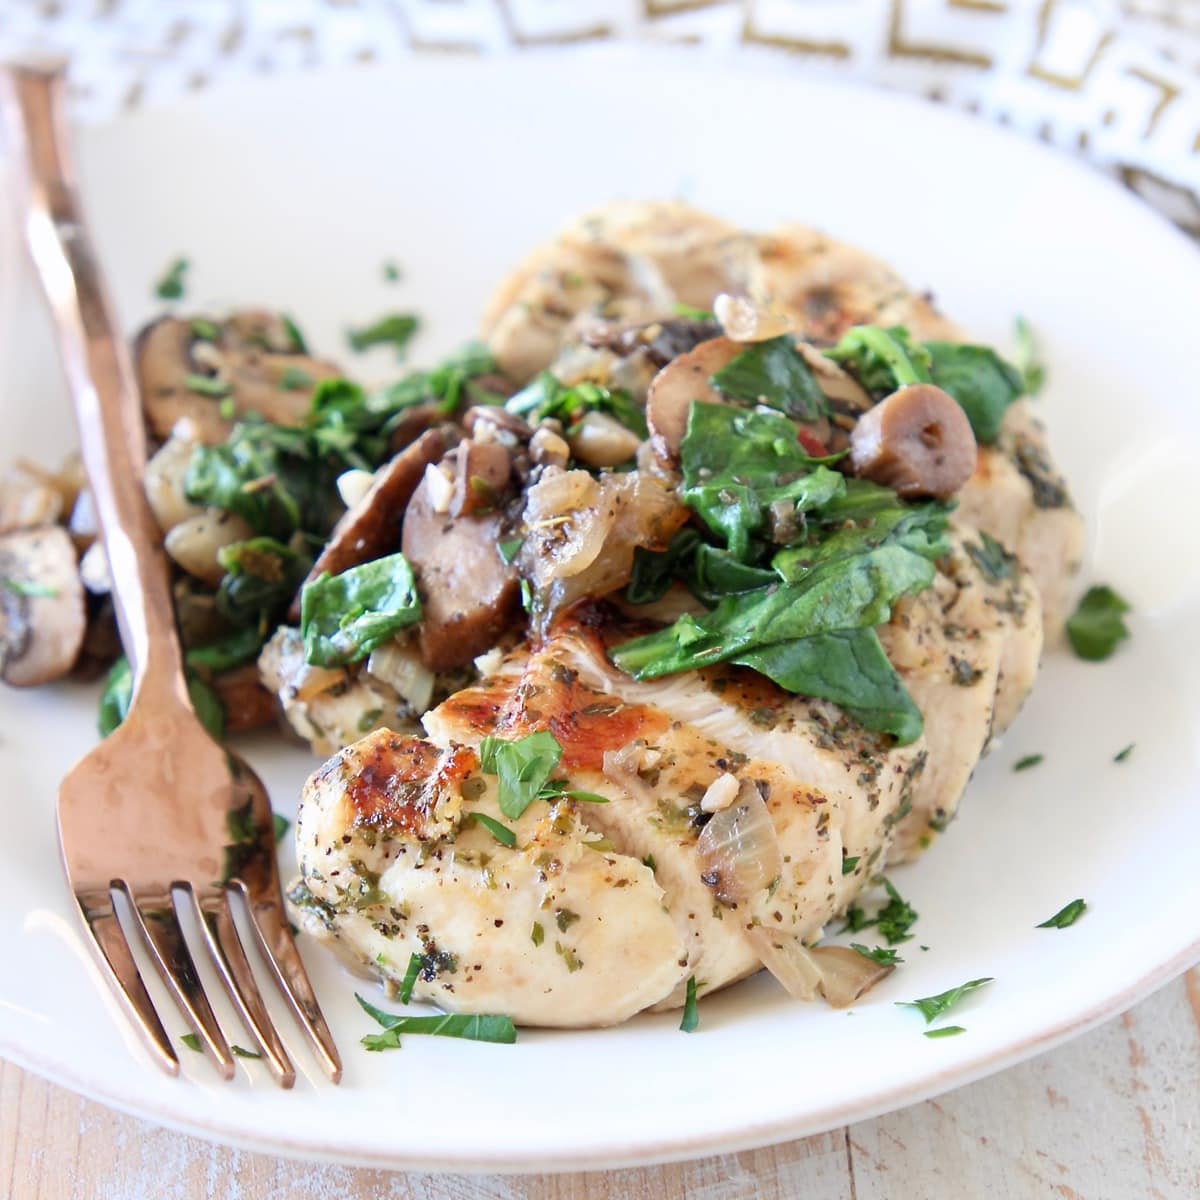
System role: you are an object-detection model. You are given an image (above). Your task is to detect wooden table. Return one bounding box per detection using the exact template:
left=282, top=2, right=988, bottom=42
left=3, top=970, right=1197, bottom=1199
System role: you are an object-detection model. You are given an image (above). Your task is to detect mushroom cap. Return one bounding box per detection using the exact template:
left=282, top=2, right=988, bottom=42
left=645, top=336, right=742, bottom=465
left=848, top=383, right=978, bottom=500
left=0, top=526, right=86, bottom=687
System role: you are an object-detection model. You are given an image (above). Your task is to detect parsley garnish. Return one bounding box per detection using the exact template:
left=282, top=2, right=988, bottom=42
left=155, top=257, right=189, bottom=300
left=897, top=977, right=993, bottom=1024
left=273, top=813, right=290, bottom=843
left=1036, top=898, right=1087, bottom=929
left=531, top=922, right=544, bottom=947
left=680, top=975, right=699, bottom=1032
left=673, top=303, right=714, bottom=321
left=279, top=366, right=313, bottom=391
left=180, top=1032, right=201, bottom=1052
left=477, top=731, right=604, bottom=820
left=1013, top=315, right=1045, bottom=395
left=876, top=879, right=919, bottom=945
left=231, top=1045, right=262, bottom=1059
left=465, top=811, right=517, bottom=848
left=398, top=953, right=422, bottom=1003
left=850, top=943, right=903, bottom=966
left=347, top=312, right=420, bottom=356
left=965, top=531, right=1014, bottom=583
left=1013, top=754, right=1044, bottom=772
left=841, top=855, right=861, bottom=876
left=184, top=372, right=231, bottom=398
left=355, top=994, right=516, bottom=1049
left=1066, top=585, right=1130, bottom=661
left=1114, top=743, right=1135, bottom=763
left=190, top=318, right=220, bottom=341
left=281, top=313, right=308, bottom=353
left=382, top=260, right=402, bottom=283
left=499, top=537, right=524, bottom=564
left=1, top=578, right=58, bottom=598
left=924, top=1025, right=966, bottom=1039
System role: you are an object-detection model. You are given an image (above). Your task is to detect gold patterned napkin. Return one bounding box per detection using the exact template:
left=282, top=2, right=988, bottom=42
left=4, top=0, right=1199, bottom=231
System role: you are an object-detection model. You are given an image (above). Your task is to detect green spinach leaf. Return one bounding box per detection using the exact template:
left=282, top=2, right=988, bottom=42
left=709, top=335, right=826, bottom=422
left=1066, top=585, right=1130, bottom=661
left=300, top=552, right=422, bottom=667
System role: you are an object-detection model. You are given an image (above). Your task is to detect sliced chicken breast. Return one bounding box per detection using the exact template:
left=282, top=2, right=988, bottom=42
left=295, top=730, right=688, bottom=1027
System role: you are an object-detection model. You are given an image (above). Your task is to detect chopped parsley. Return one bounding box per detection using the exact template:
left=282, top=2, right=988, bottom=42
left=673, top=303, right=714, bottom=321
left=965, top=531, right=1014, bottom=583
left=924, top=1025, right=966, bottom=1039
left=1013, top=754, right=1044, bottom=772
left=184, top=372, right=231, bottom=398
left=476, top=731, right=604, bottom=820
left=499, top=537, right=524, bottom=564
left=347, top=312, right=420, bottom=356
left=466, top=811, right=517, bottom=849
left=1013, top=316, right=1045, bottom=396
left=355, top=994, right=515, bottom=1049
left=897, top=977, right=993, bottom=1024
left=1, top=578, right=58, bottom=598
left=382, top=260, right=402, bottom=283
left=190, top=318, right=220, bottom=341
left=839, top=878, right=918, bottom=944
left=679, top=975, right=699, bottom=1032
left=1066, top=585, right=1130, bottom=661
left=231, top=1045, right=262, bottom=1059
left=1036, top=898, right=1087, bottom=929
left=279, top=366, right=313, bottom=391
left=180, top=1032, right=201, bottom=1052
left=398, top=953, right=422, bottom=1004
left=154, top=256, right=189, bottom=300
left=1114, top=743, right=1135, bottom=763
left=841, top=855, right=861, bottom=876
left=531, top=922, right=544, bottom=947
left=850, top=943, right=903, bottom=966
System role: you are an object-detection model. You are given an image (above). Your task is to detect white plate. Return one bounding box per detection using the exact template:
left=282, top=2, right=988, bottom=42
left=2, top=47, right=1200, bottom=1173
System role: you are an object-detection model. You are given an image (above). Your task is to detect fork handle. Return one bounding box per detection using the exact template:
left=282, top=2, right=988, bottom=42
left=2, top=65, right=188, bottom=704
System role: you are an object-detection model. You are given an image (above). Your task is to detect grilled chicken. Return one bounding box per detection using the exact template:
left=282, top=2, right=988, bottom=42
left=879, top=523, right=1043, bottom=860
left=295, top=730, right=687, bottom=1026
left=483, top=202, right=1083, bottom=640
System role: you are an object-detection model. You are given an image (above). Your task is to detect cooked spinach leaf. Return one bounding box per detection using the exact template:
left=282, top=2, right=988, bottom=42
left=924, top=342, right=1023, bottom=444
left=1066, top=585, right=1130, bottom=661
left=506, top=373, right=648, bottom=440
left=99, top=656, right=225, bottom=741
left=709, top=335, right=825, bottom=422
left=216, top=537, right=311, bottom=631
left=825, top=325, right=931, bottom=395
left=300, top=552, right=421, bottom=667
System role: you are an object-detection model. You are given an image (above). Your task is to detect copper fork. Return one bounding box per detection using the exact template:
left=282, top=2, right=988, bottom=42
left=1, top=64, right=341, bottom=1086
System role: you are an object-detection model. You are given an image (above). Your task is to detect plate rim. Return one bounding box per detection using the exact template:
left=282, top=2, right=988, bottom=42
left=5, top=48, right=1200, bottom=1172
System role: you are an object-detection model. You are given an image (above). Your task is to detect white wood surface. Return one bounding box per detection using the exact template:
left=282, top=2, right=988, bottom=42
left=3, top=969, right=1197, bottom=1199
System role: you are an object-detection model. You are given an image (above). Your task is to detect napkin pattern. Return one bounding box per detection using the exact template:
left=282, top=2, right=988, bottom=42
left=3, top=0, right=1200, bottom=231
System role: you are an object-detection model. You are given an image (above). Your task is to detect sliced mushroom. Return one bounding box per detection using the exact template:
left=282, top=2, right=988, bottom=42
left=451, top=438, right=512, bottom=518
left=135, top=313, right=341, bottom=444
left=645, top=336, right=743, bottom=465
left=287, top=429, right=446, bottom=622
left=849, top=384, right=977, bottom=500
left=401, top=471, right=521, bottom=672
left=210, top=664, right=277, bottom=734
left=0, top=526, right=86, bottom=687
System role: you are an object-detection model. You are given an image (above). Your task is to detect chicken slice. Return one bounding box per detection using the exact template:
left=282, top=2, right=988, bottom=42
left=957, top=399, right=1084, bottom=640
left=426, top=639, right=874, bottom=1008
left=879, top=523, right=1043, bottom=860
left=294, top=730, right=687, bottom=1027
left=756, top=223, right=963, bottom=344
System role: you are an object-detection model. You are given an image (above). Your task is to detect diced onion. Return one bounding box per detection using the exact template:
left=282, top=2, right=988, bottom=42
left=714, top=292, right=794, bottom=343
left=336, top=468, right=376, bottom=509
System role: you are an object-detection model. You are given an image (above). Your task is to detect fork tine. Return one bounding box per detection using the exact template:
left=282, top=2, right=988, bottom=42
left=241, top=888, right=343, bottom=1083
left=193, top=888, right=296, bottom=1088
left=126, top=886, right=235, bottom=1080
left=74, top=888, right=179, bottom=1077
